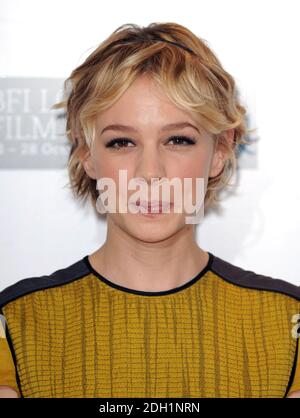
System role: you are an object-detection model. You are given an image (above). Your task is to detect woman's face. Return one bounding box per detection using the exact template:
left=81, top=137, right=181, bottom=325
left=83, top=74, right=229, bottom=243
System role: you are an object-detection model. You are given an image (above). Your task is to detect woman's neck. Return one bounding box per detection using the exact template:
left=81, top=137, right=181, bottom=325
left=88, top=219, right=209, bottom=292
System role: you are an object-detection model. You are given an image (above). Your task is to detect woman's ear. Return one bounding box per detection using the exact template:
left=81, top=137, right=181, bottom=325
left=209, top=129, right=235, bottom=179
left=78, top=146, right=97, bottom=180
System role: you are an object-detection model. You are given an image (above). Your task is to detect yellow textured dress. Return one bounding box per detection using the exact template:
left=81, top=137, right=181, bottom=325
left=0, top=251, right=300, bottom=398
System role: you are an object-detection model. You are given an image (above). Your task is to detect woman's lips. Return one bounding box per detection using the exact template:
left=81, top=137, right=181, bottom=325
left=135, top=200, right=173, bottom=214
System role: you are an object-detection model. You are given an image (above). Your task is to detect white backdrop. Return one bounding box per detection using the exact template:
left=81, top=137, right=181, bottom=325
left=0, top=0, right=299, bottom=290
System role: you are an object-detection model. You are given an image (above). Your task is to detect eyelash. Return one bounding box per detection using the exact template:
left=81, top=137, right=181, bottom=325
left=105, top=136, right=196, bottom=150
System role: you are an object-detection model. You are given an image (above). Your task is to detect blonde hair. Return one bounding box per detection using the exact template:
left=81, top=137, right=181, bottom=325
left=53, top=22, right=254, bottom=211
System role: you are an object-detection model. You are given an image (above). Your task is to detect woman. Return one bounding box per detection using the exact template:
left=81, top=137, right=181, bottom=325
left=0, top=22, right=299, bottom=398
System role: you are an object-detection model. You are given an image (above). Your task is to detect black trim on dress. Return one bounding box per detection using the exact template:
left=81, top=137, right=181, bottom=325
left=83, top=251, right=214, bottom=296
left=0, top=259, right=91, bottom=309
left=210, top=255, right=300, bottom=301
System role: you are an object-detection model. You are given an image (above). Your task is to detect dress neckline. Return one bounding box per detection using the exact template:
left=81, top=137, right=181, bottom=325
left=82, top=251, right=214, bottom=297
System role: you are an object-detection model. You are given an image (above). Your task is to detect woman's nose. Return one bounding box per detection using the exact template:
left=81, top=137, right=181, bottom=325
left=134, top=147, right=166, bottom=185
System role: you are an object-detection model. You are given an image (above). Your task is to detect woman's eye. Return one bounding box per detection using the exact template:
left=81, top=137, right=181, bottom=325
left=167, top=136, right=196, bottom=146
left=105, top=138, right=135, bottom=149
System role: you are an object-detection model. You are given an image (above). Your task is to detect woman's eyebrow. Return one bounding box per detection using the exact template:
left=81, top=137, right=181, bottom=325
left=100, top=122, right=200, bottom=135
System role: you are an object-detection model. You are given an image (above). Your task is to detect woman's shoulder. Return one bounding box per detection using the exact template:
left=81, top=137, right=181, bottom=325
left=209, top=252, right=300, bottom=302
left=0, top=256, right=90, bottom=310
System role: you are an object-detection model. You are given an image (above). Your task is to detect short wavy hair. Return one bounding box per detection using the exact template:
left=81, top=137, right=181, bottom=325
left=53, top=22, right=253, bottom=212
